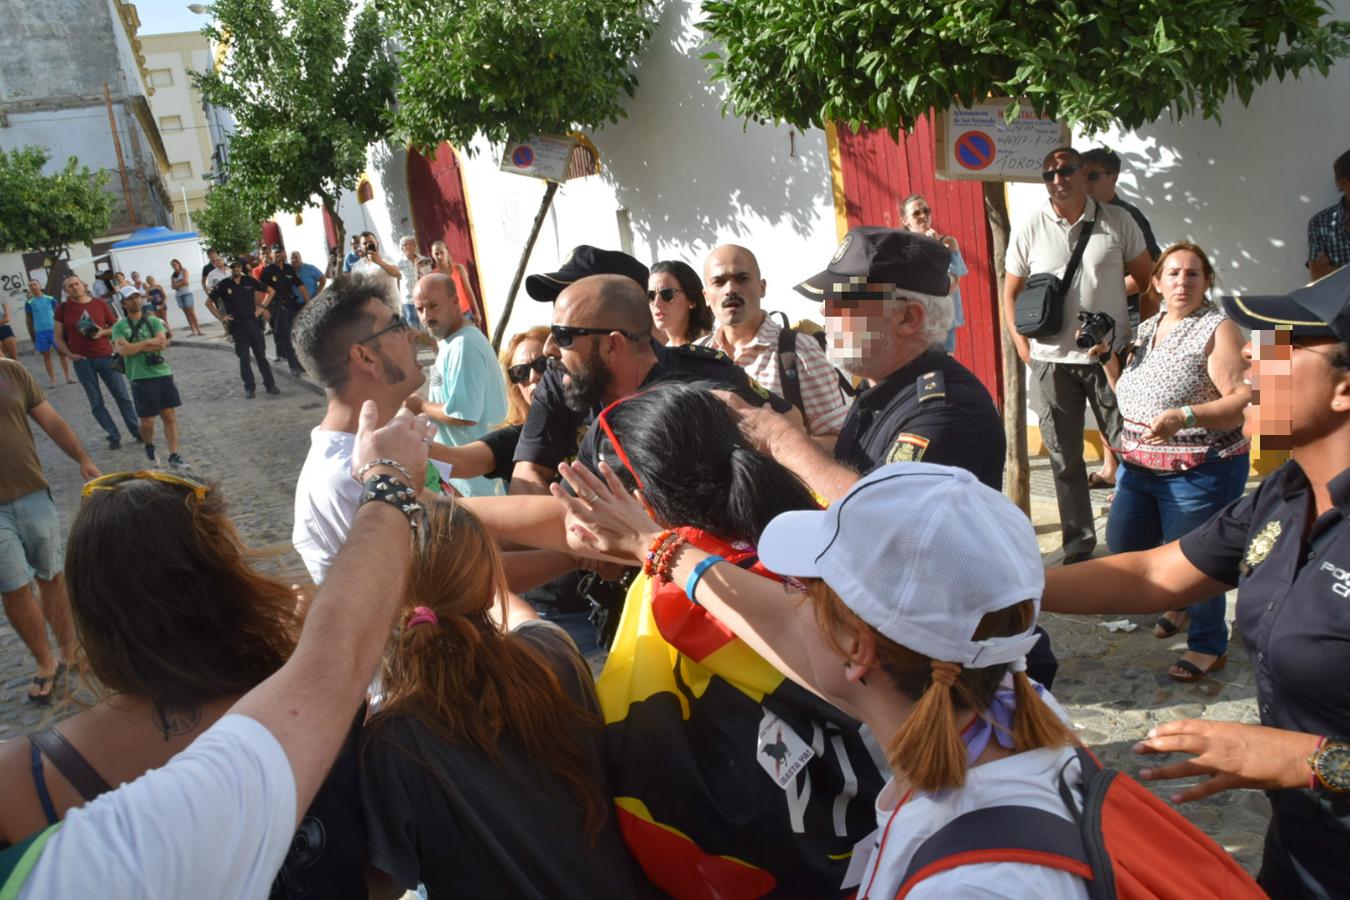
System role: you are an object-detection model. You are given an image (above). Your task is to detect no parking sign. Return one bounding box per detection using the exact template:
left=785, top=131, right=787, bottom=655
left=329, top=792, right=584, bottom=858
left=935, top=101, right=1069, bottom=182
left=499, top=135, right=575, bottom=183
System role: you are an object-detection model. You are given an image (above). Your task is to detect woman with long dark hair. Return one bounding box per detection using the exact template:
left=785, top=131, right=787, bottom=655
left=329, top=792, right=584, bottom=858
left=0, top=471, right=367, bottom=897
left=359, top=495, right=651, bottom=898
left=556, top=382, right=886, bottom=899
left=647, top=260, right=713, bottom=346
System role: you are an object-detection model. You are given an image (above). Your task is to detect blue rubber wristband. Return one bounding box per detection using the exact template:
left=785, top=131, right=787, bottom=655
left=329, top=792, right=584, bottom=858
left=684, top=555, right=726, bottom=606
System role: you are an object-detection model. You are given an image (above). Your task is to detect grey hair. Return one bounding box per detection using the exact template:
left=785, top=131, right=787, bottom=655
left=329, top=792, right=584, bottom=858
left=399, top=234, right=417, bottom=248
left=890, top=288, right=954, bottom=347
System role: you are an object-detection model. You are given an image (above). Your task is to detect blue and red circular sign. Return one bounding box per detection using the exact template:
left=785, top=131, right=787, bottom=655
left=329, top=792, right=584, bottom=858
left=954, top=130, right=995, bottom=170
left=511, top=145, right=535, bottom=169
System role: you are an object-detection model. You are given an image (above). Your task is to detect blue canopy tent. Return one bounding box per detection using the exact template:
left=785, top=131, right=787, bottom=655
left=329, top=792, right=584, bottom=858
left=110, top=226, right=200, bottom=248
left=108, top=228, right=208, bottom=331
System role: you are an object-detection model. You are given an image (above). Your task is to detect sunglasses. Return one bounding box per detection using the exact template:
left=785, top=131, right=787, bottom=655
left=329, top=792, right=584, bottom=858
left=507, top=356, right=552, bottom=384
left=646, top=287, right=685, bottom=303
left=358, top=315, right=410, bottom=345
left=1086, top=171, right=1104, bottom=182
left=549, top=324, right=642, bottom=348
left=907, top=207, right=931, bottom=216
left=82, top=470, right=209, bottom=501
left=1041, top=164, right=1082, bottom=182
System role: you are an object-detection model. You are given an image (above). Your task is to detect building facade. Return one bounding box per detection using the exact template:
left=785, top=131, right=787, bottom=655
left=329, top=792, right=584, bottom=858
left=140, top=31, right=216, bottom=233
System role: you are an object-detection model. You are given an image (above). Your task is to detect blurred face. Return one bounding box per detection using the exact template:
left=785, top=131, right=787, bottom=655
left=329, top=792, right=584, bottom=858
left=63, top=277, right=86, bottom=300
left=401, top=239, right=418, bottom=260
left=1042, top=151, right=1086, bottom=207
left=823, top=296, right=893, bottom=377
left=902, top=199, right=932, bottom=233
left=1152, top=250, right=1210, bottom=311
left=704, top=246, right=765, bottom=329
left=123, top=296, right=143, bottom=316
left=509, top=338, right=546, bottom=407
left=648, top=271, right=693, bottom=339
left=431, top=243, right=451, bottom=269
left=209, top=251, right=223, bottom=266
left=413, top=279, right=463, bottom=339
left=131, top=272, right=142, bottom=284
left=28, top=280, right=41, bottom=296
left=1244, top=332, right=1347, bottom=446
left=290, top=252, right=302, bottom=267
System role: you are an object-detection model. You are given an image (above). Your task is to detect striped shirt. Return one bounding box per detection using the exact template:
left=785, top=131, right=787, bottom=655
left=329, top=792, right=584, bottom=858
left=698, top=314, right=850, bottom=435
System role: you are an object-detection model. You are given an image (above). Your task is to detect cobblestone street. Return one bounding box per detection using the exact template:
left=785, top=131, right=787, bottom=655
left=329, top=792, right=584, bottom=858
left=0, top=337, right=1267, bottom=873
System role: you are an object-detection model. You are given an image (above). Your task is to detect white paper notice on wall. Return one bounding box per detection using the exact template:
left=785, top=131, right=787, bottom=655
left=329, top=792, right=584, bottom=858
left=935, top=101, right=1070, bottom=183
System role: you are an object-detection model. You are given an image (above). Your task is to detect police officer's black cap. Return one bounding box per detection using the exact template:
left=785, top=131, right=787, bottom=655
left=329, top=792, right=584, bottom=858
left=794, top=227, right=951, bottom=301
left=228, top=256, right=246, bottom=267
left=525, top=246, right=649, bottom=302
left=270, top=244, right=284, bottom=252
left=1222, top=265, right=1350, bottom=343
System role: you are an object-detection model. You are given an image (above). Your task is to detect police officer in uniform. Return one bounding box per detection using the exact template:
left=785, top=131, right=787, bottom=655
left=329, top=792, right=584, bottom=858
left=260, top=244, right=309, bottom=377
left=206, top=257, right=278, bottom=398
left=1043, top=267, right=1350, bottom=898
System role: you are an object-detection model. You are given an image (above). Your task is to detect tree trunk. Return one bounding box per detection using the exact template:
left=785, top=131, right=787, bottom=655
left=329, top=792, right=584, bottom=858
left=491, top=180, right=559, bottom=352
left=982, top=180, right=1030, bottom=514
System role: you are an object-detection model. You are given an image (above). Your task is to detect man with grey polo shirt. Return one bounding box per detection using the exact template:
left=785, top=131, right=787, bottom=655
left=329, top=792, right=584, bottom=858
left=1003, top=147, right=1154, bottom=563
left=0, top=359, right=100, bottom=703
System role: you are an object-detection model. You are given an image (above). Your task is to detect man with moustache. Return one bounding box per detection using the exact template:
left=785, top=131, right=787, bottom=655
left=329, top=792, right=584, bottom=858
left=403, top=273, right=507, bottom=497
left=696, top=244, right=849, bottom=441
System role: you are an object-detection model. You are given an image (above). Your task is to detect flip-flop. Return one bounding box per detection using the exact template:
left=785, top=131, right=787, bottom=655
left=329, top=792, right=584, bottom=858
left=1087, top=473, right=1116, bottom=490
left=26, top=662, right=66, bottom=706
left=1153, top=612, right=1189, bottom=639
left=1169, top=653, right=1227, bottom=683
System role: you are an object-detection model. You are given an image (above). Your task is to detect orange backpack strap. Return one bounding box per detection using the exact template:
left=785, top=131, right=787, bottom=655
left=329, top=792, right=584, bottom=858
left=895, top=805, right=1094, bottom=899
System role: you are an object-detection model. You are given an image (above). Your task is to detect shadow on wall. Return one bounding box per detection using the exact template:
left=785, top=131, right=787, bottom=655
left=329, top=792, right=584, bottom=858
left=597, top=0, right=832, bottom=262
left=371, top=141, right=417, bottom=243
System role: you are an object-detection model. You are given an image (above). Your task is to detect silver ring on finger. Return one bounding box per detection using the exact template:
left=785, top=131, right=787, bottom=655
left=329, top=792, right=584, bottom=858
left=586, top=492, right=601, bottom=504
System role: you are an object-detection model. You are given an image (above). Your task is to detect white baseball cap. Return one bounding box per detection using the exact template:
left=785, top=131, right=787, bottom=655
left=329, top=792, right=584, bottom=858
left=758, top=462, right=1044, bottom=668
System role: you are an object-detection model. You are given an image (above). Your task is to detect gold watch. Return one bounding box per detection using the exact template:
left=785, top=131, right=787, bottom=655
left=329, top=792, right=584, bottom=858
left=1309, top=738, right=1350, bottom=794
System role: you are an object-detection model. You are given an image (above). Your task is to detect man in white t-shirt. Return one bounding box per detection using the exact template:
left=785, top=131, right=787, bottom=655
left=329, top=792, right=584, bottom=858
left=396, top=235, right=421, bottom=328
left=1002, top=147, right=1154, bottom=563
left=403, top=273, right=507, bottom=497
left=291, top=278, right=428, bottom=583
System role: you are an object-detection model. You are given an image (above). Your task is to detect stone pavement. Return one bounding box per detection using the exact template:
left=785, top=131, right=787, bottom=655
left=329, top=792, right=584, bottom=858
left=0, top=338, right=1267, bottom=874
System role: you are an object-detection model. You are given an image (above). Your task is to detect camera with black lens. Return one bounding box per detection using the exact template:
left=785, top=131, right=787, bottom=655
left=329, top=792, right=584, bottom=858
left=1075, top=310, right=1115, bottom=350
left=365, top=243, right=378, bottom=254
left=78, top=320, right=101, bottom=340
left=144, top=352, right=165, bottom=367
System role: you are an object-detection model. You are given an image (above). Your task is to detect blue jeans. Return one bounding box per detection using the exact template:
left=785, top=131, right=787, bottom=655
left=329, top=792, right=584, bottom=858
left=1106, top=453, right=1250, bottom=656
left=73, top=356, right=140, bottom=441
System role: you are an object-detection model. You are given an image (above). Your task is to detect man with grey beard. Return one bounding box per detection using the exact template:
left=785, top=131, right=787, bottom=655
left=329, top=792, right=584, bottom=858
left=731, top=226, right=1005, bottom=498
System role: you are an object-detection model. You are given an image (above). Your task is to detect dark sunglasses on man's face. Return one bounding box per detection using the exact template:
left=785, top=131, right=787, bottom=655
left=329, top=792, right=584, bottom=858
left=358, top=315, right=410, bottom=345
left=1041, top=164, right=1082, bottom=182
left=1086, top=170, right=1104, bottom=182
left=549, top=324, right=641, bottom=348
left=646, top=287, right=684, bottom=303
left=507, top=356, right=552, bottom=384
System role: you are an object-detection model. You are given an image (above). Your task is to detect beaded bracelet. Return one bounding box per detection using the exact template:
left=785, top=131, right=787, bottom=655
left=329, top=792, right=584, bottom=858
left=652, top=533, right=687, bottom=584
left=642, top=530, right=677, bottom=578
left=356, top=457, right=414, bottom=485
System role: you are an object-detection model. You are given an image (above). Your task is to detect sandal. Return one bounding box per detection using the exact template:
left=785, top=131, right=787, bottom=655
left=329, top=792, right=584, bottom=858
left=1153, top=612, right=1189, bottom=639
left=1169, top=653, right=1227, bottom=683
left=1087, top=473, right=1116, bottom=490
left=26, top=662, right=66, bottom=706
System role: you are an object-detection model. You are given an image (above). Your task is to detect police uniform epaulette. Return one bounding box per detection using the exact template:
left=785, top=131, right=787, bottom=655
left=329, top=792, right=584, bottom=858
left=670, top=344, right=730, bottom=363
left=917, top=370, right=946, bottom=404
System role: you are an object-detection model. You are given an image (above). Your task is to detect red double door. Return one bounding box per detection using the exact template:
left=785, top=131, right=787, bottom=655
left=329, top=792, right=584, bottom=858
left=405, top=143, right=486, bottom=332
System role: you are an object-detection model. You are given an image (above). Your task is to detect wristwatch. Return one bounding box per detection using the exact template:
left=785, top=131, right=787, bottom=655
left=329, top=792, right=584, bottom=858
left=1308, top=738, right=1350, bottom=794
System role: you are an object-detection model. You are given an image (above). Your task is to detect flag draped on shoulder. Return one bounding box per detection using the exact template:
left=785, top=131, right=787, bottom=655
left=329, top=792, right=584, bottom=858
left=596, top=528, right=884, bottom=899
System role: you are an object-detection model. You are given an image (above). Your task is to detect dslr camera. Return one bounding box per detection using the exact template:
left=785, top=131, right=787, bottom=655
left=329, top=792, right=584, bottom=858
left=1075, top=310, right=1115, bottom=350
left=78, top=320, right=101, bottom=340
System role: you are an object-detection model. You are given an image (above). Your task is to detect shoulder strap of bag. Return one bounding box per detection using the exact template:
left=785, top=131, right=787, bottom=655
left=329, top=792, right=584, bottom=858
left=775, top=323, right=805, bottom=414
left=1062, top=218, right=1096, bottom=292
left=896, top=804, right=1093, bottom=898
left=27, top=727, right=113, bottom=803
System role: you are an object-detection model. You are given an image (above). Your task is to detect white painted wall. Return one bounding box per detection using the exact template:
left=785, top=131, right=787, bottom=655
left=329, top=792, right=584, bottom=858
left=108, top=238, right=208, bottom=330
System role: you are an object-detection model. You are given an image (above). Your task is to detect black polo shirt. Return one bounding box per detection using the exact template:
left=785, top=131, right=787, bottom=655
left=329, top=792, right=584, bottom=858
left=514, top=343, right=791, bottom=472
left=260, top=263, right=303, bottom=306
left=1179, top=461, right=1350, bottom=878
left=834, top=349, right=1006, bottom=490
left=209, top=275, right=268, bottom=321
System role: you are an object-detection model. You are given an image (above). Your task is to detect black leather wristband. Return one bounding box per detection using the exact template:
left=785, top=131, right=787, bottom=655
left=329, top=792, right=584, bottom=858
left=359, top=475, right=422, bottom=532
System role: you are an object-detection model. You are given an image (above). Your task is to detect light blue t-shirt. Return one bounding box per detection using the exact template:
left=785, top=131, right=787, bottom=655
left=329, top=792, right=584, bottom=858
left=295, top=263, right=323, bottom=302
left=26, top=295, right=57, bottom=333
left=428, top=324, right=508, bottom=497
left=945, top=248, right=968, bottom=353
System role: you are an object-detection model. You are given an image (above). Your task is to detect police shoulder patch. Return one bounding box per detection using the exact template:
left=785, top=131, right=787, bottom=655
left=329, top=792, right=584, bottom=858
left=917, top=371, right=946, bottom=404
left=887, top=432, right=930, bottom=463
left=746, top=377, right=770, bottom=400
left=675, top=343, right=726, bottom=362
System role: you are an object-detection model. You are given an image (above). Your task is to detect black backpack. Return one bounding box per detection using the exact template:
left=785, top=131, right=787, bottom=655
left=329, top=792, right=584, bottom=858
left=770, top=312, right=854, bottom=415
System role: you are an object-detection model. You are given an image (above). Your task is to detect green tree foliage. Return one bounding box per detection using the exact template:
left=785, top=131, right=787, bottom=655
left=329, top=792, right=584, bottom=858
left=0, top=147, right=114, bottom=258
left=195, top=183, right=265, bottom=256
left=193, top=0, right=396, bottom=239
left=389, top=0, right=652, bottom=152
left=702, top=0, right=1350, bottom=134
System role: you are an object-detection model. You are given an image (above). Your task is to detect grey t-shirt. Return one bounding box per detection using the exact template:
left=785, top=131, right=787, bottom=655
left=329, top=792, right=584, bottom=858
left=359, top=622, right=655, bottom=899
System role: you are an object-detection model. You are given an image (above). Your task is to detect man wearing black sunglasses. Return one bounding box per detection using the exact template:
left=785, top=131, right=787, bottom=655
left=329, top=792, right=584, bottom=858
left=1004, top=147, right=1154, bottom=564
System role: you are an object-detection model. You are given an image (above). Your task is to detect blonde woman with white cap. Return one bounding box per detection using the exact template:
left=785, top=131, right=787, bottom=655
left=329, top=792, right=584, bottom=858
left=554, top=459, right=1086, bottom=898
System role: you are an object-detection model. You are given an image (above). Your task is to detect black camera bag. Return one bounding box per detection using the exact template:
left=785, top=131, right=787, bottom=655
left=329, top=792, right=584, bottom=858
left=1015, top=218, right=1095, bottom=338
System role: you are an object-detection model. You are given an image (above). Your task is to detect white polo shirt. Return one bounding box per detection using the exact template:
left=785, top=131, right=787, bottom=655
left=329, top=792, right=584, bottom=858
left=1006, top=197, right=1146, bottom=364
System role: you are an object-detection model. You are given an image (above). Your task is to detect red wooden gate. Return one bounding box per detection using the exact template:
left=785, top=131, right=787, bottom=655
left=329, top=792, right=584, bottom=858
left=831, top=119, right=1003, bottom=406
left=405, top=143, right=486, bottom=328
